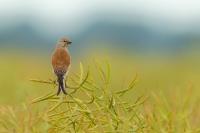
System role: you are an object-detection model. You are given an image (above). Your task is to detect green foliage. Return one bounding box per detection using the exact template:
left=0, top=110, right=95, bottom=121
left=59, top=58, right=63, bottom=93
left=32, top=62, right=146, bottom=133
left=1, top=59, right=200, bottom=133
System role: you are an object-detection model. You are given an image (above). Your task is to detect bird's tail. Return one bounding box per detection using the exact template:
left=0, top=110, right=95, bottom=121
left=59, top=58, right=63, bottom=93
left=57, top=74, right=67, bottom=95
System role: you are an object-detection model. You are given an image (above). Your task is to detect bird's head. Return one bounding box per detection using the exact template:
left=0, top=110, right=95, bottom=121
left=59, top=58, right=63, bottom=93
left=57, top=37, right=72, bottom=48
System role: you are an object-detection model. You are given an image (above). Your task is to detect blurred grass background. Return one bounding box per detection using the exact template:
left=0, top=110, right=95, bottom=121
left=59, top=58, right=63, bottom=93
left=1, top=47, right=200, bottom=104
left=1, top=47, right=200, bottom=131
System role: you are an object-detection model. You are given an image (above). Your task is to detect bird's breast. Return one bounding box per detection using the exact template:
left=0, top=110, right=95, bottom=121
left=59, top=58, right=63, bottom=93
left=51, top=48, right=71, bottom=71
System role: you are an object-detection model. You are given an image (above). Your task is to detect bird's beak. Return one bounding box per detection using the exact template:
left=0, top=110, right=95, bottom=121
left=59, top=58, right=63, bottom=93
left=68, top=41, right=72, bottom=45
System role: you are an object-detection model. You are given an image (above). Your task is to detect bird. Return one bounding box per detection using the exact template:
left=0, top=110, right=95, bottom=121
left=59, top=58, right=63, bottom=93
left=51, top=37, right=72, bottom=95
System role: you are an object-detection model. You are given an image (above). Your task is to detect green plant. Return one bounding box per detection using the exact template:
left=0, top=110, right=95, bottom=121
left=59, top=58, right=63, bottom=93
left=29, top=61, right=147, bottom=133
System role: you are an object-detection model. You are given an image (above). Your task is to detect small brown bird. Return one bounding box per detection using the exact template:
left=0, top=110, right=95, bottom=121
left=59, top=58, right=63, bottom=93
left=51, top=37, right=72, bottom=95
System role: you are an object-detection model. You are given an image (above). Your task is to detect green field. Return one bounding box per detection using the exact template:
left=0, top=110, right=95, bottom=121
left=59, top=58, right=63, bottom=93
left=0, top=50, right=200, bottom=133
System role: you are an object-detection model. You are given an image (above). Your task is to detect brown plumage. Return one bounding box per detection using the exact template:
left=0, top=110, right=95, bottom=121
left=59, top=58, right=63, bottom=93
left=51, top=37, right=72, bottom=95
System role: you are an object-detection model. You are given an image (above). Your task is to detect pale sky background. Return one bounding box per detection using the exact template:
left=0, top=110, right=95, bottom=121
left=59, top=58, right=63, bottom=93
left=0, top=0, right=200, bottom=37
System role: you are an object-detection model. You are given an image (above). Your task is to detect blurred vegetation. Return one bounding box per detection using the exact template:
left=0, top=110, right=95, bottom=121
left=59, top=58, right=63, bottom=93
left=0, top=49, right=200, bottom=132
